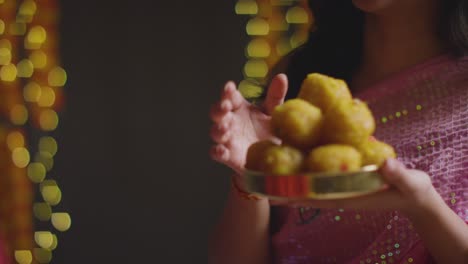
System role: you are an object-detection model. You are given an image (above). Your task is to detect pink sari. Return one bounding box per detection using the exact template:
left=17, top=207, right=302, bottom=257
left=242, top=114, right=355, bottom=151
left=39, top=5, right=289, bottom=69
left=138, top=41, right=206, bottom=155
left=271, top=54, right=468, bottom=264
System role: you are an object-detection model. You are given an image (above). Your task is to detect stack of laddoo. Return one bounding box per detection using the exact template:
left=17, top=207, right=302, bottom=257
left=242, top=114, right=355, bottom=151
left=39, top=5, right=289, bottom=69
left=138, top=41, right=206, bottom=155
left=246, top=73, right=396, bottom=175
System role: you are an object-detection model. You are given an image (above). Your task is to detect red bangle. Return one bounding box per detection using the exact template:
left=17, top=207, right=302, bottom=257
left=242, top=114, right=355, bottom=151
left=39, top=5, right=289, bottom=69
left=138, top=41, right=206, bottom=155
left=231, top=176, right=262, bottom=201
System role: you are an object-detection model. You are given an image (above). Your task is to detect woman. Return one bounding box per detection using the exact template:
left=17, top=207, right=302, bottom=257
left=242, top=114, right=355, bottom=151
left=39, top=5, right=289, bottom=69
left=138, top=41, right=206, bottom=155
left=209, top=0, right=468, bottom=263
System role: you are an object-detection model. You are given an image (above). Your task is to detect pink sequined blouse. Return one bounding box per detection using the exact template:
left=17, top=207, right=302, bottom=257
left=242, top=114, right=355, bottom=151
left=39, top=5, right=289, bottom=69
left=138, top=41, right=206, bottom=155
left=271, top=54, right=468, bottom=264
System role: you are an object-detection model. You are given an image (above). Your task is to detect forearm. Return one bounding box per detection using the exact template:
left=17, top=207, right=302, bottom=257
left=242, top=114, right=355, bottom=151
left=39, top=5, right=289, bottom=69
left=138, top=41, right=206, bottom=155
left=407, top=188, right=468, bottom=264
left=208, top=181, right=271, bottom=264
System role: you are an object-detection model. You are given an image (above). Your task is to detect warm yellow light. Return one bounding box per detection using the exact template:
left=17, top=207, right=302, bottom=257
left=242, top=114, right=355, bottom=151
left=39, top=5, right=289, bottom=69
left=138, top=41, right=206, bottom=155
left=48, top=66, right=67, bottom=87
left=30, top=50, right=47, bottom=68
left=0, top=47, right=11, bottom=65
left=41, top=185, right=61, bottom=206
left=235, top=0, right=258, bottom=15
left=246, top=18, right=269, bottom=36
left=269, top=15, right=289, bottom=31
left=33, top=202, right=52, bottom=221
left=12, top=147, right=30, bottom=168
left=270, top=0, right=294, bottom=6
left=238, top=80, right=263, bottom=99
left=286, top=6, right=309, bottom=24
left=0, top=19, right=4, bottom=34
left=10, top=22, right=27, bottom=35
left=35, top=231, right=54, bottom=249
left=0, top=39, right=11, bottom=49
left=1, top=63, right=17, bottom=81
left=35, top=151, right=54, bottom=171
left=24, top=81, right=42, bottom=102
left=27, top=162, right=46, bottom=183
left=51, top=213, right=71, bottom=232
left=244, top=59, right=269, bottom=78
left=33, top=248, right=52, bottom=264
left=48, top=234, right=58, bottom=251
left=10, top=105, right=28, bottom=125
left=39, top=137, right=58, bottom=156
left=14, top=250, right=32, bottom=264
left=38, top=86, right=56, bottom=107
left=276, top=38, right=292, bottom=56
left=39, top=109, right=59, bottom=131
left=19, top=0, right=37, bottom=16
left=290, top=31, right=308, bottom=49
left=17, top=59, right=34, bottom=77
left=6, top=131, right=24, bottom=151
left=247, top=39, right=271, bottom=58
left=27, top=25, right=47, bottom=45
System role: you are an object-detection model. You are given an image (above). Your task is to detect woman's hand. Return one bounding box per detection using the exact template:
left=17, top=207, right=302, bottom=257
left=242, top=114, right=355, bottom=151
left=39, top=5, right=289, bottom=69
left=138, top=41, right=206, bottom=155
left=209, top=74, right=288, bottom=174
left=290, top=158, right=436, bottom=214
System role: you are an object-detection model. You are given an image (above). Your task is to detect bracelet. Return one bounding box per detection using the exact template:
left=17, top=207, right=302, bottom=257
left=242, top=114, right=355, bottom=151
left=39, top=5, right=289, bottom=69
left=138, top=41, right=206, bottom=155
left=231, top=176, right=262, bottom=201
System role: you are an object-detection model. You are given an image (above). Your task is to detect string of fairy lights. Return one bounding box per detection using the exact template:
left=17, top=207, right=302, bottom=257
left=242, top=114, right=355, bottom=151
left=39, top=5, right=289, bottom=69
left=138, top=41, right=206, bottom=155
left=235, top=0, right=313, bottom=99
left=0, top=0, right=70, bottom=263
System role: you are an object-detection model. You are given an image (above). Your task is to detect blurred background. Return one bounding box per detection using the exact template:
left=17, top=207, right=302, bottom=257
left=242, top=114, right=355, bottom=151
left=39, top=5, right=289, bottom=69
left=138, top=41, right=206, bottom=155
left=0, top=0, right=312, bottom=263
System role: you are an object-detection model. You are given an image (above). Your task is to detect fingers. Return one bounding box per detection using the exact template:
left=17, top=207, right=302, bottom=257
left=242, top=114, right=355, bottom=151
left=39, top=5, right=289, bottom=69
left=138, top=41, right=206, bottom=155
left=210, top=123, right=231, bottom=144
left=210, top=144, right=230, bottom=163
left=380, top=158, right=417, bottom=194
left=263, top=74, right=288, bottom=114
left=210, top=81, right=245, bottom=123
left=222, top=81, right=245, bottom=111
left=210, top=101, right=230, bottom=123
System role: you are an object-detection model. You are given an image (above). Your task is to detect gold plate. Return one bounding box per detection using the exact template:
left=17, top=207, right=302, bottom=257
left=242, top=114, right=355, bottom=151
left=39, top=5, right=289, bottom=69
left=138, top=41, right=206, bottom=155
left=244, top=165, right=387, bottom=200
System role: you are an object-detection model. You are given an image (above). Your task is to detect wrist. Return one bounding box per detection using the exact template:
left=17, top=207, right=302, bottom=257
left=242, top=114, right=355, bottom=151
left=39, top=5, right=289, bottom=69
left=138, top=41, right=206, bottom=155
left=405, top=186, right=444, bottom=222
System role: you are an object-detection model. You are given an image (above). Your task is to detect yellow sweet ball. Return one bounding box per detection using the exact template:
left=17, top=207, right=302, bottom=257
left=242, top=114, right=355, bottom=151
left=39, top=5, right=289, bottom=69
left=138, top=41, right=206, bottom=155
left=357, top=138, right=396, bottom=166
left=245, top=140, right=277, bottom=171
left=298, top=73, right=352, bottom=113
left=306, top=144, right=362, bottom=173
left=321, top=99, right=375, bottom=146
left=259, top=145, right=304, bottom=175
left=271, top=98, right=323, bottom=149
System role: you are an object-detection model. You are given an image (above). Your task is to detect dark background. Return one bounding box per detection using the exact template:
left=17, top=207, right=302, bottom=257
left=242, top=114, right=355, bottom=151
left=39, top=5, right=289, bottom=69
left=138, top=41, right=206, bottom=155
left=54, top=0, right=247, bottom=263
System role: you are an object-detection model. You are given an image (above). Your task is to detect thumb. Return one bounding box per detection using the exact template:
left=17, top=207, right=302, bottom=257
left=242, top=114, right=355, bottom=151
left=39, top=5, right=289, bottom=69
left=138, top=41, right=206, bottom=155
left=263, top=74, right=288, bottom=114
left=380, top=158, right=415, bottom=194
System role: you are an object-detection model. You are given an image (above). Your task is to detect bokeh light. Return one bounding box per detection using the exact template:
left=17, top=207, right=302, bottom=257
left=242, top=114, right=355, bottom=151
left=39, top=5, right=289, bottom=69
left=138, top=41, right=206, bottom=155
left=247, top=38, right=271, bottom=58
left=51, top=213, right=71, bottom=232
left=0, top=63, right=17, bottom=81
left=33, top=248, right=52, bottom=264
left=236, top=0, right=313, bottom=99
left=17, top=59, right=34, bottom=77
left=34, top=231, right=53, bottom=249
left=14, top=250, right=32, bottom=264
left=23, top=81, right=42, bottom=102
left=35, top=151, right=54, bottom=171
left=26, top=25, right=46, bottom=48
left=244, top=59, right=268, bottom=78
left=27, top=162, right=46, bottom=183
left=235, top=0, right=258, bottom=15
left=29, top=50, right=47, bottom=69
left=0, top=47, right=11, bottom=65
left=286, top=6, right=309, bottom=24
left=6, top=131, right=25, bottom=151
left=0, top=19, right=4, bottom=34
left=12, top=147, right=31, bottom=168
left=37, top=86, right=56, bottom=107
left=246, top=18, right=269, bottom=35
left=48, top=234, right=58, bottom=251
left=10, top=104, right=28, bottom=125
left=33, top=202, right=52, bottom=221
left=39, top=109, right=59, bottom=131
left=48, top=66, right=67, bottom=87
left=1, top=1, right=69, bottom=260
left=39, top=137, right=58, bottom=156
